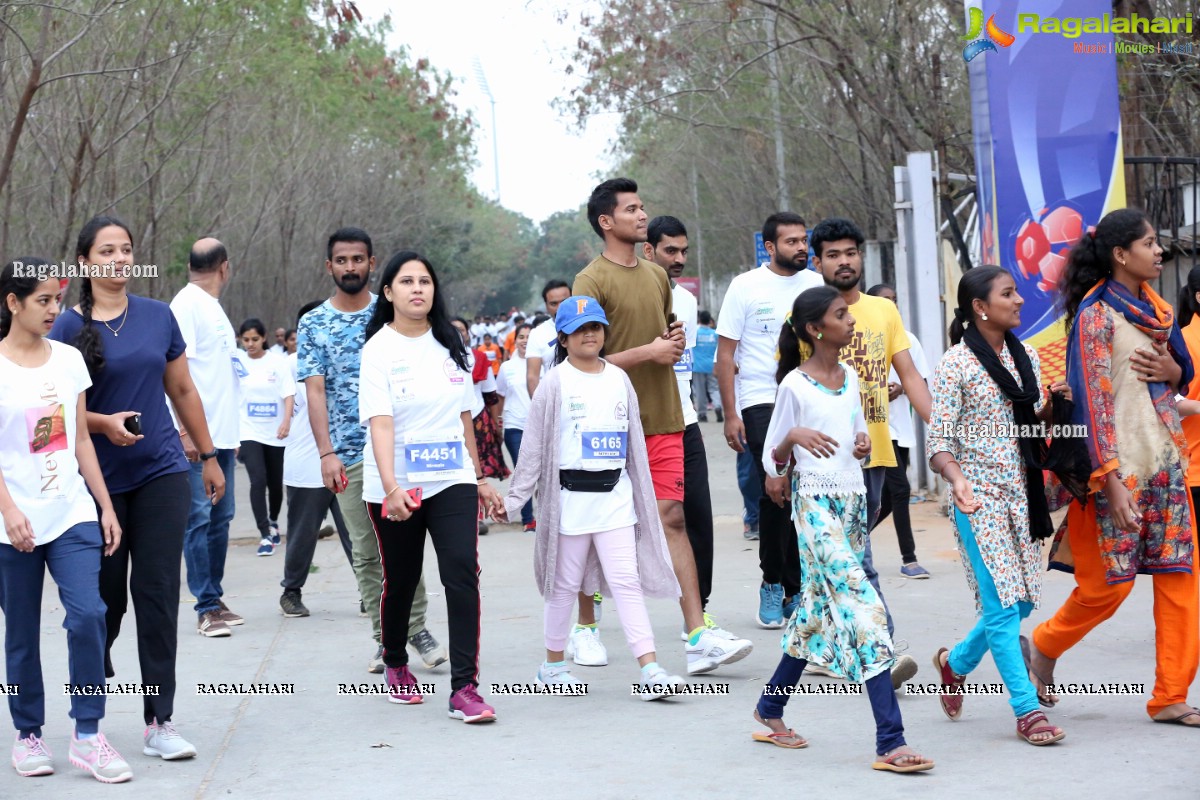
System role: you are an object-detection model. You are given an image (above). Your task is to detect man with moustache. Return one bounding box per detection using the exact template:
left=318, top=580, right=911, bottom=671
left=715, top=212, right=821, bottom=630
left=297, top=227, right=445, bottom=674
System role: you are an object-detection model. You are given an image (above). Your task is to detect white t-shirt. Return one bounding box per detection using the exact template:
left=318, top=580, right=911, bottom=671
left=359, top=327, right=476, bottom=502
left=556, top=360, right=638, bottom=535
left=469, top=350, right=496, bottom=419
left=496, top=354, right=531, bottom=431
left=526, top=319, right=559, bottom=377
left=887, top=330, right=930, bottom=449
left=716, top=266, right=823, bottom=410
left=234, top=350, right=294, bottom=445
left=470, top=323, right=487, bottom=347
left=0, top=340, right=97, bottom=546
left=170, top=282, right=240, bottom=448
left=671, top=283, right=699, bottom=427
left=283, top=353, right=322, bottom=488
left=269, top=343, right=286, bottom=356
left=763, top=363, right=868, bottom=496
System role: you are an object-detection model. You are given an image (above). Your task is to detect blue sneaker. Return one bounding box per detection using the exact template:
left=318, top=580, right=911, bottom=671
left=900, top=563, right=931, bottom=579
left=757, top=583, right=784, bottom=629
left=782, top=594, right=798, bottom=622
left=256, top=538, right=274, bottom=557
left=268, top=520, right=281, bottom=546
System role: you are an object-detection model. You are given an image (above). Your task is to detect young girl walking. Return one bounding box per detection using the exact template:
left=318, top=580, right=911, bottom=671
left=501, top=296, right=684, bottom=698
left=926, top=266, right=1066, bottom=745
left=752, top=286, right=933, bottom=772
left=0, top=260, right=131, bottom=782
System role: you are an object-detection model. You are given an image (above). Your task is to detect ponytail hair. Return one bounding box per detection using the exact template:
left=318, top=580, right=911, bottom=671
left=1178, top=265, right=1200, bottom=328
left=73, top=214, right=133, bottom=378
left=1, top=257, right=54, bottom=340
left=948, top=265, right=1008, bottom=345
left=776, top=286, right=840, bottom=384
left=1058, top=207, right=1151, bottom=331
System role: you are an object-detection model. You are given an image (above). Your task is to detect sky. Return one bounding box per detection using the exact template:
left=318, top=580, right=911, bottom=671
left=354, top=0, right=620, bottom=226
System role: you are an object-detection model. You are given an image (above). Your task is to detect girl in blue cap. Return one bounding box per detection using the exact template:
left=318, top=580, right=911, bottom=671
left=502, top=296, right=684, bottom=699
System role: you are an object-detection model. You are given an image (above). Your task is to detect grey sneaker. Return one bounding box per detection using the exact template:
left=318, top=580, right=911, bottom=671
left=142, top=721, right=197, bottom=760
left=892, top=654, right=919, bottom=688
left=280, top=590, right=310, bottom=618
left=368, top=644, right=385, bottom=674
left=197, top=610, right=231, bottom=638
left=68, top=733, right=132, bottom=783
left=408, top=629, right=448, bottom=668
left=743, top=524, right=760, bottom=541
left=216, top=599, right=244, bottom=626
left=12, top=733, right=53, bottom=776
left=900, top=562, right=932, bottom=579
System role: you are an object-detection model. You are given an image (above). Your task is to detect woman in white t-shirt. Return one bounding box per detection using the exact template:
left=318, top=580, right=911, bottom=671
left=501, top=296, right=684, bottom=699
left=358, top=251, right=503, bottom=723
left=495, top=322, right=534, bottom=531
left=0, top=261, right=131, bottom=782
left=234, top=318, right=294, bottom=556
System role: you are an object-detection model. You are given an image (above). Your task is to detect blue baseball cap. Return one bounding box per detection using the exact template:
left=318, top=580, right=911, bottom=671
left=555, top=295, right=609, bottom=334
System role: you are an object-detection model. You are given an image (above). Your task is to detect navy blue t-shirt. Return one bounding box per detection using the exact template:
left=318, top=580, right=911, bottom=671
left=49, top=294, right=189, bottom=493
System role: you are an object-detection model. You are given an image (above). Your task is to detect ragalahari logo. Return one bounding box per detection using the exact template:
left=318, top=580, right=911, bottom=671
left=962, top=7, right=1015, bottom=61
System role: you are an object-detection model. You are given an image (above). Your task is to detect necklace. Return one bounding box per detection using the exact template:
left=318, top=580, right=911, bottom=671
left=99, top=302, right=130, bottom=337
left=0, top=339, right=49, bottom=368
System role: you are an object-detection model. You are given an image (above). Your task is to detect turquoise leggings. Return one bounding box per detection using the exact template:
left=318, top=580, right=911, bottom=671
left=946, top=508, right=1039, bottom=717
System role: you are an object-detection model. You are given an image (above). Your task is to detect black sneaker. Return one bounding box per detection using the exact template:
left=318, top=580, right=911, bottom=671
left=408, top=628, right=448, bottom=668
left=280, top=590, right=309, bottom=618
left=715, top=408, right=724, bottom=422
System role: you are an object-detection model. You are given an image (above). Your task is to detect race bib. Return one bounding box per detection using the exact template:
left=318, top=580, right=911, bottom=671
left=581, top=424, right=628, bottom=469
left=403, top=431, right=466, bottom=481
left=247, top=402, right=278, bottom=418
left=232, top=356, right=249, bottom=378
left=673, top=348, right=694, bottom=376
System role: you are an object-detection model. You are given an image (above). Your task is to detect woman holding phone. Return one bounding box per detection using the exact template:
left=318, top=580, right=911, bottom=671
left=359, top=251, right=504, bottom=723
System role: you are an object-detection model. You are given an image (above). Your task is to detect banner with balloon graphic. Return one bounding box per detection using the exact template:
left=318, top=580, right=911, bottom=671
left=966, top=0, right=1126, bottom=381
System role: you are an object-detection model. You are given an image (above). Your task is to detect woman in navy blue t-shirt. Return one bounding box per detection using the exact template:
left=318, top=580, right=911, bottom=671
left=49, top=215, right=225, bottom=761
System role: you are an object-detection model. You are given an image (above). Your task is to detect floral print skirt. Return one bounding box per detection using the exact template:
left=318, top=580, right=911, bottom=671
left=473, top=408, right=510, bottom=480
left=782, top=490, right=895, bottom=683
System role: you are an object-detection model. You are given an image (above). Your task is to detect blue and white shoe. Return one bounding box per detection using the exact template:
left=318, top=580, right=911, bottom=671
left=782, top=594, right=799, bottom=623
left=256, top=538, right=274, bottom=557
left=757, top=583, right=784, bottom=628
left=268, top=520, right=281, bottom=546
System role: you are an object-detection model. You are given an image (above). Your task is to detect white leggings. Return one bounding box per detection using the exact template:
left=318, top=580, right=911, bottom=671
left=544, top=526, right=656, bottom=659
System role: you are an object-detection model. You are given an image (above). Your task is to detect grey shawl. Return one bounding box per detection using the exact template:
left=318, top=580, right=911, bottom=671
left=503, top=362, right=681, bottom=600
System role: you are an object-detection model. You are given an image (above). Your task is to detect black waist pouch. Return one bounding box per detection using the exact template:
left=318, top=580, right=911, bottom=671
left=559, top=469, right=621, bottom=493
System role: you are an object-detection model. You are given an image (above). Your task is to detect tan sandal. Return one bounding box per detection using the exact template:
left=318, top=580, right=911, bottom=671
left=872, top=747, right=934, bottom=773
left=751, top=729, right=808, bottom=749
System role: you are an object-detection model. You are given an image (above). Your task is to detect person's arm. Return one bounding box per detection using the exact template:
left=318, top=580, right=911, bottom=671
left=278, top=396, right=295, bottom=439
left=893, top=349, right=932, bottom=423
left=369, top=414, right=414, bottom=520
left=715, top=336, right=744, bottom=451
left=924, top=351, right=978, bottom=514
left=503, top=375, right=551, bottom=520
left=73, top=393, right=121, bottom=555
left=603, top=335, right=684, bottom=371
left=463, top=410, right=504, bottom=518
left=526, top=355, right=543, bottom=398
left=163, top=354, right=226, bottom=502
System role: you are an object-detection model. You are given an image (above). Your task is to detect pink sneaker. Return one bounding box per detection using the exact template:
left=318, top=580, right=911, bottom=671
left=448, top=684, right=496, bottom=723
left=386, top=665, right=423, bottom=705
left=68, top=732, right=132, bottom=783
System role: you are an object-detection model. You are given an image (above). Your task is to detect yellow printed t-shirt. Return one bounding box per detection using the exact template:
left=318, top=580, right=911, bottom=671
left=573, top=255, right=684, bottom=435
left=840, top=293, right=908, bottom=467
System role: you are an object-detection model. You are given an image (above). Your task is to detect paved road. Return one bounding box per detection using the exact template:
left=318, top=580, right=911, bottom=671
left=2, top=419, right=1196, bottom=798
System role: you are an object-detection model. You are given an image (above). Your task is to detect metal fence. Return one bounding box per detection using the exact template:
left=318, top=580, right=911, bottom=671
left=1125, top=156, right=1200, bottom=299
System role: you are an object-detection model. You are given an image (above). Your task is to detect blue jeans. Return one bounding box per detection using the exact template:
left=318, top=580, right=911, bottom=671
left=0, top=522, right=107, bottom=737
left=757, top=653, right=905, bottom=755
left=503, top=428, right=533, bottom=525
left=947, top=508, right=1039, bottom=717
left=736, top=448, right=761, bottom=527
left=861, top=466, right=894, bottom=637
left=183, top=449, right=236, bottom=616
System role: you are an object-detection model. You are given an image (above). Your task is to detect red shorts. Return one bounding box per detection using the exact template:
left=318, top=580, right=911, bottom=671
left=644, top=432, right=685, bottom=502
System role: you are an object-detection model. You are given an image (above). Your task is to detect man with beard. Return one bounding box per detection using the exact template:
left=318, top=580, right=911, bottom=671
left=807, top=216, right=932, bottom=686
left=574, top=179, right=753, bottom=676
left=297, top=228, right=445, bottom=674
left=715, top=212, right=821, bottom=631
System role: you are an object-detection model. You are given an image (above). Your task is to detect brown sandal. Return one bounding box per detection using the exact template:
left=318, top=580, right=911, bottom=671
left=1016, top=710, right=1065, bottom=745
left=932, top=647, right=965, bottom=720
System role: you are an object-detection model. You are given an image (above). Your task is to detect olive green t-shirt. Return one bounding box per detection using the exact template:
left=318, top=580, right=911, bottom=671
left=573, top=255, right=684, bottom=435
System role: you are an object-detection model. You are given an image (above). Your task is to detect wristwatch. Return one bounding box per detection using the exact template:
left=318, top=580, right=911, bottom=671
left=199, top=449, right=219, bottom=461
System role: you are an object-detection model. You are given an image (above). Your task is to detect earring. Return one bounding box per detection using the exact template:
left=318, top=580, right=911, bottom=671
left=981, top=313, right=988, bottom=321
left=816, top=332, right=823, bottom=340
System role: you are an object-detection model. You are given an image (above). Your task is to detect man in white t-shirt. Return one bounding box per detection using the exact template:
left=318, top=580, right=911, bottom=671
left=642, top=216, right=719, bottom=617
left=525, top=279, right=572, bottom=397
left=715, top=212, right=821, bottom=630
left=269, top=327, right=287, bottom=356
left=171, top=237, right=243, bottom=637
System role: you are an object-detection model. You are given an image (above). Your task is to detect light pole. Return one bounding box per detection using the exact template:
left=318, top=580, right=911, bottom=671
left=472, top=57, right=500, bottom=203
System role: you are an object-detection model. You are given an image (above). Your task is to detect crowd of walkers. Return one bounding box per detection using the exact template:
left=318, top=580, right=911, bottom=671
left=1, top=183, right=1198, bottom=782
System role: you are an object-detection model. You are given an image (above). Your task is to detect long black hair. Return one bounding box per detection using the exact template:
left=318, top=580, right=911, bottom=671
left=365, top=250, right=469, bottom=372
left=1058, top=208, right=1152, bottom=330
left=238, top=318, right=266, bottom=338
left=1, top=257, right=54, bottom=339
left=948, top=265, right=1009, bottom=345
left=776, top=286, right=840, bottom=384
left=74, top=214, right=133, bottom=378
left=1178, top=265, right=1200, bottom=328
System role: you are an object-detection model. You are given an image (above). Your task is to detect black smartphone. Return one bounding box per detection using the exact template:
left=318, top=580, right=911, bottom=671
left=124, top=414, right=141, bottom=436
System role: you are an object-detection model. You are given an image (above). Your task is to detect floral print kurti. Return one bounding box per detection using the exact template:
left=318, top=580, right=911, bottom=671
left=926, top=342, right=1044, bottom=612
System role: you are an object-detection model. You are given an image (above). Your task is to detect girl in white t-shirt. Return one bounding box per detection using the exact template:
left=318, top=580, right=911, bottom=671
left=753, top=286, right=933, bottom=773
left=234, top=318, right=294, bottom=556
left=0, top=261, right=131, bottom=782
left=495, top=322, right=534, bottom=531
left=358, top=251, right=504, bottom=724
left=501, top=296, right=684, bottom=699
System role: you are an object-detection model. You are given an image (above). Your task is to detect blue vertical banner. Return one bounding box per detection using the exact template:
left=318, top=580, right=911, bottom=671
left=753, top=231, right=769, bottom=267
left=967, top=0, right=1128, bottom=381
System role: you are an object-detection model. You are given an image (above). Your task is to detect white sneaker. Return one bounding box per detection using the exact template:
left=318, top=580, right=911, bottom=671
left=566, top=626, right=608, bottom=666
left=536, top=662, right=586, bottom=687
left=638, top=665, right=683, bottom=701
left=685, top=628, right=753, bottom=675
left=12, top=733, right=53, bottom=776
left=142, top=721, right=197, bottom=760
